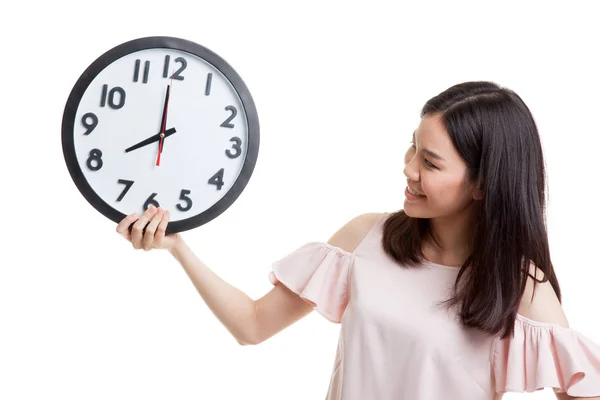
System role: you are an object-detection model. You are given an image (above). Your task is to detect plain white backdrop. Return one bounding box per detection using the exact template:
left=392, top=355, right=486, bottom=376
left=2, top=1, right=599, bottom=399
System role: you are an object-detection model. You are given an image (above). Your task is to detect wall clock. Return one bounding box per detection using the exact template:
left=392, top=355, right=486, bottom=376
left=62, top=36, right=260, bottom=233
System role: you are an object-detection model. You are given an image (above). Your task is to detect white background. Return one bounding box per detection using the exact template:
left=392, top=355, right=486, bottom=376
left=2, top=1, right=599, bottom=399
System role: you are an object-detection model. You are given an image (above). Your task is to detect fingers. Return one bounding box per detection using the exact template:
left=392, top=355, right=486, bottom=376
left=142, top=208, right=165, bottom=250
left=154, top=210, right=170, bottom=247
left=116, top=206, right=172, bottom=251
left=116, top=212, right=139, bottom=240
left=131, top=205, right=158, bottom=249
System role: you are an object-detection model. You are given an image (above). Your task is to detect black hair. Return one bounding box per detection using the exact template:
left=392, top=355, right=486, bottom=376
left=382, top=81, right=560, bottom=339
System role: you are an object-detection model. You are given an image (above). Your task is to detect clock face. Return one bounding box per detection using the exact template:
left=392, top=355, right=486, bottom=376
left=62, top=37, right=259, bottom=233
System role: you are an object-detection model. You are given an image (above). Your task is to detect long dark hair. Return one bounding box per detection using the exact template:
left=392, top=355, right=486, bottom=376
left=382, top=81, right=561, bottom=340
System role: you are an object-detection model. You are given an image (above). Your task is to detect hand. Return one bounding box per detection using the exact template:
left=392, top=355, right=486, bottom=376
left=156, top=83, right=172, bottom=166
left=124, top=127, right=176, bottom=153
left=116, top=205, right=181, bottom=251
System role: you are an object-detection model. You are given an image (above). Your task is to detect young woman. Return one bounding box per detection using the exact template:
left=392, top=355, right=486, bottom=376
left=116, top=81, right=600, bottom=400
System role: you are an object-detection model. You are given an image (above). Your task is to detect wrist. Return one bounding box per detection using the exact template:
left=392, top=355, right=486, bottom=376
left=168, top=234, right=186, bottom=255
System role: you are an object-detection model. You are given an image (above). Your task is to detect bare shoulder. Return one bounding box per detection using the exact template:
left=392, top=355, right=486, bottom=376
left=326, top=212, right=386, bottom=254
left=517, top=262, right=569, bottom=328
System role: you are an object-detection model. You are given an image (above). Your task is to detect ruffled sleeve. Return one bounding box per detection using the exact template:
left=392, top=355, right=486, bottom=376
left=268, top=242, right=355, bottom=324
left=492, top=313, right=600, bottom=397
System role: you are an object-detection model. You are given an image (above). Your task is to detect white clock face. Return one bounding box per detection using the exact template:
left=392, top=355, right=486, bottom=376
left=72, top=47, right=250, bottom=222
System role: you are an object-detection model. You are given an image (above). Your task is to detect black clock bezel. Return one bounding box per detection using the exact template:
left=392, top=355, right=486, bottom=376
left=61, top=36, right=260, bottom=234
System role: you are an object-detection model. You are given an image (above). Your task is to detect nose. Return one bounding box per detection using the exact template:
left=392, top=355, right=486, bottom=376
left=403, top=151, right=419, bottom=182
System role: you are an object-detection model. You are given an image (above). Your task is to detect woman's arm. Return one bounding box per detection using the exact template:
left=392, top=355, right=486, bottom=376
left=169, top=238, right=276, bottom=345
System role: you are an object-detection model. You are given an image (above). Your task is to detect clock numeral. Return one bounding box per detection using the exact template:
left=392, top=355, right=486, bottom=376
left=116, top=179, right=134, bottom=202
left=100, top=84, right=126, bottom=109
left=86, top=149, right=103, bottom=171
left=220, top=105, right=237, bottom=128
left=208, top=168, right=225, bottom=190
left=163, top=55, right=186, bottom=81
left=176, top=189, right=193, bottom=212
left=205, top=73, right=213, bottom=95
left=226, top=137, right=242, bottom=159
left=143, top=193, right=160, bottom=210
left=162, top=55, right=170, bottom=78
left=133, top=59, right=150, bottom=84
left=82, top=112, right=98, bottom=135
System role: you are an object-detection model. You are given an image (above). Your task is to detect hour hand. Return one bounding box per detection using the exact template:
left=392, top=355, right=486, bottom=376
left=125, top=127, right=176, bottom=153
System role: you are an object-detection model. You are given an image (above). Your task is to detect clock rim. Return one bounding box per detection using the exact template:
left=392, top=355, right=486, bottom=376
left=61, top=36, right=260, bottom=234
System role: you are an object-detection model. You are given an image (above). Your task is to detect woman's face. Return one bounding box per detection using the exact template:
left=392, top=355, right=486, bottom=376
left=403, top=113, right=480, bottom=219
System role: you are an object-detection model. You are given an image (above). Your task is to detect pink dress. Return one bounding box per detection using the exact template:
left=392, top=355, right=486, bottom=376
left=268, top=212, right=600, bottom=399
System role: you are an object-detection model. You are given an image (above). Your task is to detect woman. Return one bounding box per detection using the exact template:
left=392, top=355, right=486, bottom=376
left=115, top=81, right=600, bottom=399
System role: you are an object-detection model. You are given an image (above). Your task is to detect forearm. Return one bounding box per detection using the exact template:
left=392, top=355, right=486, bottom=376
left=169, top=238, right=257, bottom=345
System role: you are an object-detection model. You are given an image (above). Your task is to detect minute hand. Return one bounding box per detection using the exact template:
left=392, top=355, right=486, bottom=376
left=125, top=127, right=176, bottom=153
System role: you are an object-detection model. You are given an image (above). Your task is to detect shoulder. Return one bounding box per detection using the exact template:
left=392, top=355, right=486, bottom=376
left=326, top=212, right=386, bottom=254
left=517, top=262, right=569, bottom=328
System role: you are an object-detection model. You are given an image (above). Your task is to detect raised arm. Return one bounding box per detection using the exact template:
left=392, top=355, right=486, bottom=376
left=118, top=208, right=382, bottom=346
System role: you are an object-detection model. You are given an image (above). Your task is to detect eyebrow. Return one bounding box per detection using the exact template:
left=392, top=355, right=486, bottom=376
left=412, top=130, right=446, bottom=162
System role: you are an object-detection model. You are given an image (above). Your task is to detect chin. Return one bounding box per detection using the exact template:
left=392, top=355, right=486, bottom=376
left=404, top=201, right=437, bottom=219
left=403, top=202, right=422, bottom=218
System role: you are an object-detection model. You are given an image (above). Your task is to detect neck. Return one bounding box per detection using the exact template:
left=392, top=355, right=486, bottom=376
left=424, top=204, right=480, bottom=266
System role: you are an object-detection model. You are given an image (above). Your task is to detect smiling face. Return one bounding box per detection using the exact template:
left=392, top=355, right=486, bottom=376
left=403, top=113, right=480, bottom=219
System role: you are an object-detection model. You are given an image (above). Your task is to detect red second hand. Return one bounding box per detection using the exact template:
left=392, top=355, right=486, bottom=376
left=156, top=73, right=174, bottom=166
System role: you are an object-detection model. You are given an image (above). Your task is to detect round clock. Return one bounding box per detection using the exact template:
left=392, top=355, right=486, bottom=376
left=62, top=36, right=260, bottom=234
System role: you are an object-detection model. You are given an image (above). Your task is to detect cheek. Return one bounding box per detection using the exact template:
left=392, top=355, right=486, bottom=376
left=421, top=175, right=452, bottom=197
left=429, top=177, right=467, bottom=202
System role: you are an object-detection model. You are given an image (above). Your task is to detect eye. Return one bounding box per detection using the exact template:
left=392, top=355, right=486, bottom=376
left=409, top=140, right=437, bottom=169
left=424, top=159, right=436, bottom=168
